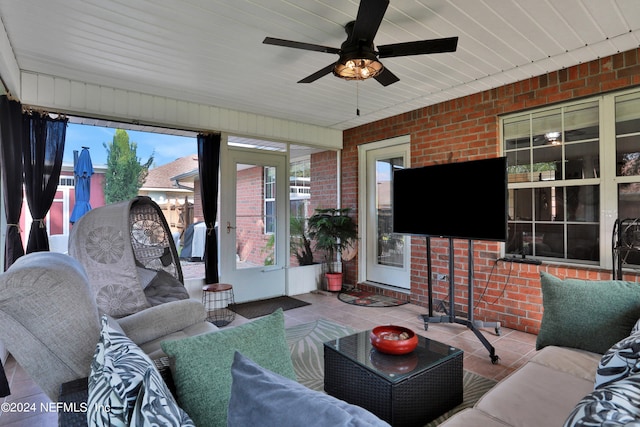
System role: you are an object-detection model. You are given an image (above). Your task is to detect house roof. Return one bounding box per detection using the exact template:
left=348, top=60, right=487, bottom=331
left=0, top=1, right=638, bottom=132
left=142, top=155, right=199, bottom=191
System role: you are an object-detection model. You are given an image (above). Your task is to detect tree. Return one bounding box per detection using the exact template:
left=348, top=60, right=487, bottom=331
left=103, top=129, right=154, bottom=204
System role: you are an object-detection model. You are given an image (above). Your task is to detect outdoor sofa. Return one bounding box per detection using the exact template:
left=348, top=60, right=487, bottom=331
left=441, top=272, right=640, bottom=426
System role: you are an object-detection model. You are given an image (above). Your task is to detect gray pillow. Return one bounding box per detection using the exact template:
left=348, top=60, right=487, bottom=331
left=143, top=270, right=189, bottom=306
left=536, top=272, right=640, bottom=354
left=136, top=266, right=158, bottom=289
left=228, top=351, right=390, bottom=427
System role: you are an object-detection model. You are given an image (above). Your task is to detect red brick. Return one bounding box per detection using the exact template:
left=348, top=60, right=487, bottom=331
left=342, top=47, right=640, bottom=336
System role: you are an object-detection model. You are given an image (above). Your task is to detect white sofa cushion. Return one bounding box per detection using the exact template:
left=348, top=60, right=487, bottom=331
left=474, top=360, right=594, bottom=426
left=432, top=345, right=605, bottom=427
left=437, top=408, right=511, bottom=426
left=529, top=345, right=602, bottom=382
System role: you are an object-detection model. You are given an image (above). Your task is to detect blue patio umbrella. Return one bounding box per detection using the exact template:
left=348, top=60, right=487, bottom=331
left=70, top=147, right=94, bottom=224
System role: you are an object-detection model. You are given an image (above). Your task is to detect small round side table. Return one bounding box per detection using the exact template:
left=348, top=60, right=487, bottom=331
left=202, top=283, right=235, bottom=327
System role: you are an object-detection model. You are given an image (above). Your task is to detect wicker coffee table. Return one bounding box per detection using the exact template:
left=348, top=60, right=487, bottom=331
left=324, top=330, right=463, bottom=427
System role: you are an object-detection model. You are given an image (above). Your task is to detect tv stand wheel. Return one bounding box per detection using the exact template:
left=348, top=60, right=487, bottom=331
left=490, top=354, right=500, bottom=364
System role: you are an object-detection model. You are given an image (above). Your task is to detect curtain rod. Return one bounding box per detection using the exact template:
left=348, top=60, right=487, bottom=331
left=2, top=91, right=19, bottom=102
left=22, top=105, right=67, bottom=120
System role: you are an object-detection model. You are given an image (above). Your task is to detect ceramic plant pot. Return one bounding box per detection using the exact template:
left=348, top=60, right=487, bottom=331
left=325, top=272, right=343, bottom=292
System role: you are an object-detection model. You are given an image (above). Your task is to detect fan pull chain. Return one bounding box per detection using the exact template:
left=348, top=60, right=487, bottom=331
left=356, top=81, right=360, bottom=116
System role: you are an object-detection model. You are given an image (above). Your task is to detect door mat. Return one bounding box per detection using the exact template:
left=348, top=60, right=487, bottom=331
left=229, top=296, right=310, bottom=319
left=338, top=287, right=409, bottom=307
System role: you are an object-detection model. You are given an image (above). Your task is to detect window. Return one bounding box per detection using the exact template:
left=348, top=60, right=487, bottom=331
left=290, top=158, right=311, bottom=219
left=616, top=93, right=640, bottom=219
left=503, top=90, right=640, bottom=266
left=264, top=166, right=276, bottom=234
left=59, top=176, right=75, bottom=187
left=504, top=101, right=600, bottom=263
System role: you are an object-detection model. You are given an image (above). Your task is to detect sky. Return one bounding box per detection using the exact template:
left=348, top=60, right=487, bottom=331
left=64, top=123, right=198, bottom=168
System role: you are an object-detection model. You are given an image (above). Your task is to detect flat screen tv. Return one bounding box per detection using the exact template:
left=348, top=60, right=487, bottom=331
left=392, top=156, right=508, bottom=241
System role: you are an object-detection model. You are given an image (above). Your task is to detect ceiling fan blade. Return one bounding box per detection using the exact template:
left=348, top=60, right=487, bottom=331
left=298, top=63, right=336, bottom=83
left=374, top=67, right=400, bottom=86
left=350, top=0, right=389, bottom=43
left=378, top=37, right=458, bottom=58
left=263, top=37, right=340, bottom=54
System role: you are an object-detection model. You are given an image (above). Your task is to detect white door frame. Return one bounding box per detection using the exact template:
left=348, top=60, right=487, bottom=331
left=358, top=135, right=411, bottom=289
left=219, top=141, right=288, bottom=303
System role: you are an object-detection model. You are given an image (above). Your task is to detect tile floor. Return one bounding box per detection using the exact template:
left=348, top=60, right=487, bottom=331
left=0, top=290, right=537, bottom=426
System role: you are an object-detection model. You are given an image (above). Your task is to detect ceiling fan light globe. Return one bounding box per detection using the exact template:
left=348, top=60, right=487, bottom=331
left=333, top=58, right=383, bottom=81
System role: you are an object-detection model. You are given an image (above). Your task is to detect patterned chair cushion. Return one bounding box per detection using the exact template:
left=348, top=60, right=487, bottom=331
left=595, top=330, right=640, bottom=389
left=564, top=374, right=640, bottom=426
left=88, top=316, right=193, bottom=426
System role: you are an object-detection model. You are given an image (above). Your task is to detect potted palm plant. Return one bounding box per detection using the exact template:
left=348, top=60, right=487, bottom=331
left=307, top=207, right=358, bottom=292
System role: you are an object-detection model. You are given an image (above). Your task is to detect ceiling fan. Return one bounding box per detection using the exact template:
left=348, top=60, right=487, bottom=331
left=263, top=0, right=458, bottom=86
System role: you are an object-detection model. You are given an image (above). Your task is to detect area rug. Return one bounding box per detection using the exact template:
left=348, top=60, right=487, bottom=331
left=228, top=296, right=310, bottom=319
left=286, top=319, right=357, bottom=391
left=424, top=372, right=496, bottom=426
left=338, top=287, right=409, bottom=307
left=285, top=319, right=496, bottom=426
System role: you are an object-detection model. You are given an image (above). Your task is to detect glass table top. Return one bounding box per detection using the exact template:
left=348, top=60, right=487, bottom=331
left=324, top=329, right=463, bottom=383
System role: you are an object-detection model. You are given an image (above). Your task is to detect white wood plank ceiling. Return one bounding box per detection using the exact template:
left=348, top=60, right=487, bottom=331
left=0, top=0, right=638, bottom=131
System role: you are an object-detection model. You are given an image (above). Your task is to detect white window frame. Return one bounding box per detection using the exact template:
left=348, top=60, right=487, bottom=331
left=501, top=88, right=640, bottom=270
left=264, top=166, right=276, bottom=235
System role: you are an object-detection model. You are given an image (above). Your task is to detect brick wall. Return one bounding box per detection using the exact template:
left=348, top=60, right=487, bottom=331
left=343, top=47, right=640, bottom=335
left=308, top=150, right=339, bottom=265
left=310, top=150, right=338, bottom=212
left=236, top=166, right=272, bottom=266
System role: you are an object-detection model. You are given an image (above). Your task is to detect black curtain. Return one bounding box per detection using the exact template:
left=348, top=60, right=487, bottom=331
left=22, top=111, right=67, bottom=253
left=0, top=96, right=25, bottom=272
left=0, top=95, right=22, bottom=398
left=197, top=133, right=221, bottom=284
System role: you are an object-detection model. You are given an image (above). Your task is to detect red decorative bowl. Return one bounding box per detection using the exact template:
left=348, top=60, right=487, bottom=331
left=370, top=325, right=418, bottom=355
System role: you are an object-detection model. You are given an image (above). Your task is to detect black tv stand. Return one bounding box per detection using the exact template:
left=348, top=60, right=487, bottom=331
left=422, top=237, right=501, bottom=364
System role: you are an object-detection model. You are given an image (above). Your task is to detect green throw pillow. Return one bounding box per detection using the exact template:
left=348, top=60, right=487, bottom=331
left=536, top=272, right=640, bottom=354
left=160, top=308, right=296, bottom=427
